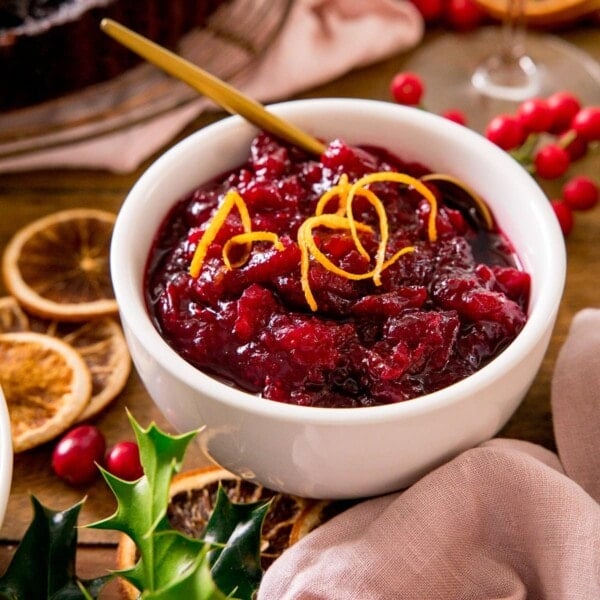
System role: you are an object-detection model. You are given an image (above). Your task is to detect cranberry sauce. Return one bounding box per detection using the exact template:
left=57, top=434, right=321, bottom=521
left=145, top=133, right=530, bottom=408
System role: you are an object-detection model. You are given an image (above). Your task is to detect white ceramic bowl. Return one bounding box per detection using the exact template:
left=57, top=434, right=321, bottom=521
left=112, top=98, right=565, bottom=499
left=0, top=386, right=13, bottom=526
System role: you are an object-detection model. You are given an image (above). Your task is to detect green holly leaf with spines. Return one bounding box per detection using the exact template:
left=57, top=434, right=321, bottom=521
left=0, top=496, right=112, bottom=600
left=89, top=411, right=197, bottom=538
left=1, top=412, right=269, bottom=599
left=88, top=413, right=269, bottom=598
left=205, top=487, right=271, bottom=599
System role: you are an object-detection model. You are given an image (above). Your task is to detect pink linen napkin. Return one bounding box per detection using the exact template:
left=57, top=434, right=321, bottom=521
left=258, top=308, right=600, bottom=600
left=0, top=0, right=423, bottom=174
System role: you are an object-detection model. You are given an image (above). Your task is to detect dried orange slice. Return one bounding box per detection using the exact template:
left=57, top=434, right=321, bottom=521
left=0, top=331, right=91, bottom=453
left=0, top=296, right=30, bottom=333
left=2, top=209, right=118, bottom=322
left=116, top=466, right=339, bottom=599
left=474, top=0, right=598, bottom=25
left=40, top=318, right=131, bottom=421
left=0, top=297, right=131, bottom=420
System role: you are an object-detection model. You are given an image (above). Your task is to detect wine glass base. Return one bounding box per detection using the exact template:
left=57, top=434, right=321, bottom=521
left=471, top=54, right=540, bottom=101
left=403, top=28, right=600, bottom=132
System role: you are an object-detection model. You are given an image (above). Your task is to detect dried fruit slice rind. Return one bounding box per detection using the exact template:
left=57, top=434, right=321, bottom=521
left=115, top=466, right=334, bottom=599
left=38, top=318, right=131, bottom=421
left=2, top=209, right=118, bottom=321
left=0, top=296, right=30, bottom=333
left=0, top=298, right=130, bottom=421
left=0, top=331, right=92, bottom=453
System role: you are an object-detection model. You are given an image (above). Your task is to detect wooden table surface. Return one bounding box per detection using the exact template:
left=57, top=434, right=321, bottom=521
left=0, top=25, right=598, bottom=599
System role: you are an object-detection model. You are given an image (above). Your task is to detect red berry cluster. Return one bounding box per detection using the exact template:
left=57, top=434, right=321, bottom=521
left=482, top=93, right=599, bottom=235
left=408, top=0, right=487, bottom=31
left=408, top=0, right=599, bottom=31
left=52, top=424, right=144, bottom=486
left=389, top=73, right=599, bottom=238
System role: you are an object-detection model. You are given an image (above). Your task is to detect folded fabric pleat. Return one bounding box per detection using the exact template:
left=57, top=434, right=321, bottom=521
left=552, top=308, right=600, bottom=503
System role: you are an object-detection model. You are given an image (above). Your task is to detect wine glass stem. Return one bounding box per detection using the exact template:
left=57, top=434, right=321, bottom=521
left=502, top=0, right=525, bottom=60
left=471, top=0, right=540, bottom=101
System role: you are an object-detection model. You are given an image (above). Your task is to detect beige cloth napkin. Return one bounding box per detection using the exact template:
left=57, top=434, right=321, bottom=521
left=0, top=0, right=423, bottom=174
left=258, top=308, right=600, bottom=600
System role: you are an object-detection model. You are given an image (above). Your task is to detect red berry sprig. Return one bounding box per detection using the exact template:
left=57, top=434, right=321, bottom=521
left=408, top=0, right=486, bottom=30
left=388, top=72, right=599, bottom=238
left=485, top=114, right=526, bottom=151
left=482, top=95, right=599, bottom=236
left=534, top=143, right=571, bottom=179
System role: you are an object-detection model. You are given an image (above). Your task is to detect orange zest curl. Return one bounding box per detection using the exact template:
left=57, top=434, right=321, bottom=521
left=223, top=232, right=284, bottom=270
left=315, top=173, right=351, bottom=217
left=345, top=187, right=390, bottom=286
left=189, top=189, right=252, bottom=278
left=348, top=172, right=438, bottom=243
left=298, top=214, right=374, bottom=312
left=188, top=170, right=440, bottom=313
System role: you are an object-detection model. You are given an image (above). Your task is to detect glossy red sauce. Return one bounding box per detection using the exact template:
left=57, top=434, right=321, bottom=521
left=145, top=133, right=530, bottom=408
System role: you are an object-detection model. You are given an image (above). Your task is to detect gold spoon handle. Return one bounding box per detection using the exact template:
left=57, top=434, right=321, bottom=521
left=100, top=18, right=326, bottom=156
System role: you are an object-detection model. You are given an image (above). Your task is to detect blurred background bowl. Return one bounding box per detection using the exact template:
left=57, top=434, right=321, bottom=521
left=111, top=98, right=565, bottom=499
left=0, top=386, right=13, bottom=527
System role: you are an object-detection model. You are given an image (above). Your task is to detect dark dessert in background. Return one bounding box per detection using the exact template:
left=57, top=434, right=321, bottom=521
left=0, top=0, right=226, bottom=112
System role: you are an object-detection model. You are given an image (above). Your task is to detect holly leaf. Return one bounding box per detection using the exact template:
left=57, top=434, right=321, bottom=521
left=88, top=412, right=269, bottom=598
left=89, top=412, right=197, bottom=543
left=0, top=497, right=111, bottom=600
left=0, top=412, right=270, bottom=600
left=205, top=486, right=271, bottom=600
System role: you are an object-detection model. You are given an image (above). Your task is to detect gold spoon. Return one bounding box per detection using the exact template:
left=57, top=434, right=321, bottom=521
left=100, top=18, right=326, bottom=156
left=100, top=19, right=493, bottom=230
left=421, top=174, right=494, bottom=231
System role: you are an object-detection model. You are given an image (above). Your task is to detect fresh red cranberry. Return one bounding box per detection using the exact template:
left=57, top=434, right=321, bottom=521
left=562, top=176, right=599, bottom=211
left=52, top=425, right=106, bottom=486
left=570, top=107, right=600, bottom=142
left=551, top=199, right=574, bottom=236
left=390, top=72, right=425, bottom=106
left=534, top=144, right=570, bottom=179
left=105, top=441, right=144, bottom=481
left=410, top=0, right=444, bottom=21
left=444, top=0, right=485, bottom=29
left=485, top=115, right=526, bottom=150
left=442, top=109, right=467, bottom=126
left=517, top=97, right=553, bottom=133
left=546, top=91, right=581, bottom=133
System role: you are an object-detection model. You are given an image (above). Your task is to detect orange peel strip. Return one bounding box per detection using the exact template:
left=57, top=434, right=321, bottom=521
left=223, top=232, right=284, bottom=270
left=345, top=187, right=389, bottom=286
left=301, top=215, right=376, bottom=281
left=298, top=214, right=375, bottom=312
left=315, top=173, right=350, bottom=217
left=189, top=189, right=252, bottom=278
left=347, top=172, right=438, bottom=243
left=381, top=245, right=416, bottom=270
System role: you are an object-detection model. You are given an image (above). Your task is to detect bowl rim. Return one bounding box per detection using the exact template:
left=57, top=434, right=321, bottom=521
left=0, top=386, right=13, bottom=527
left=112, top=97, right=566, bottom=427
